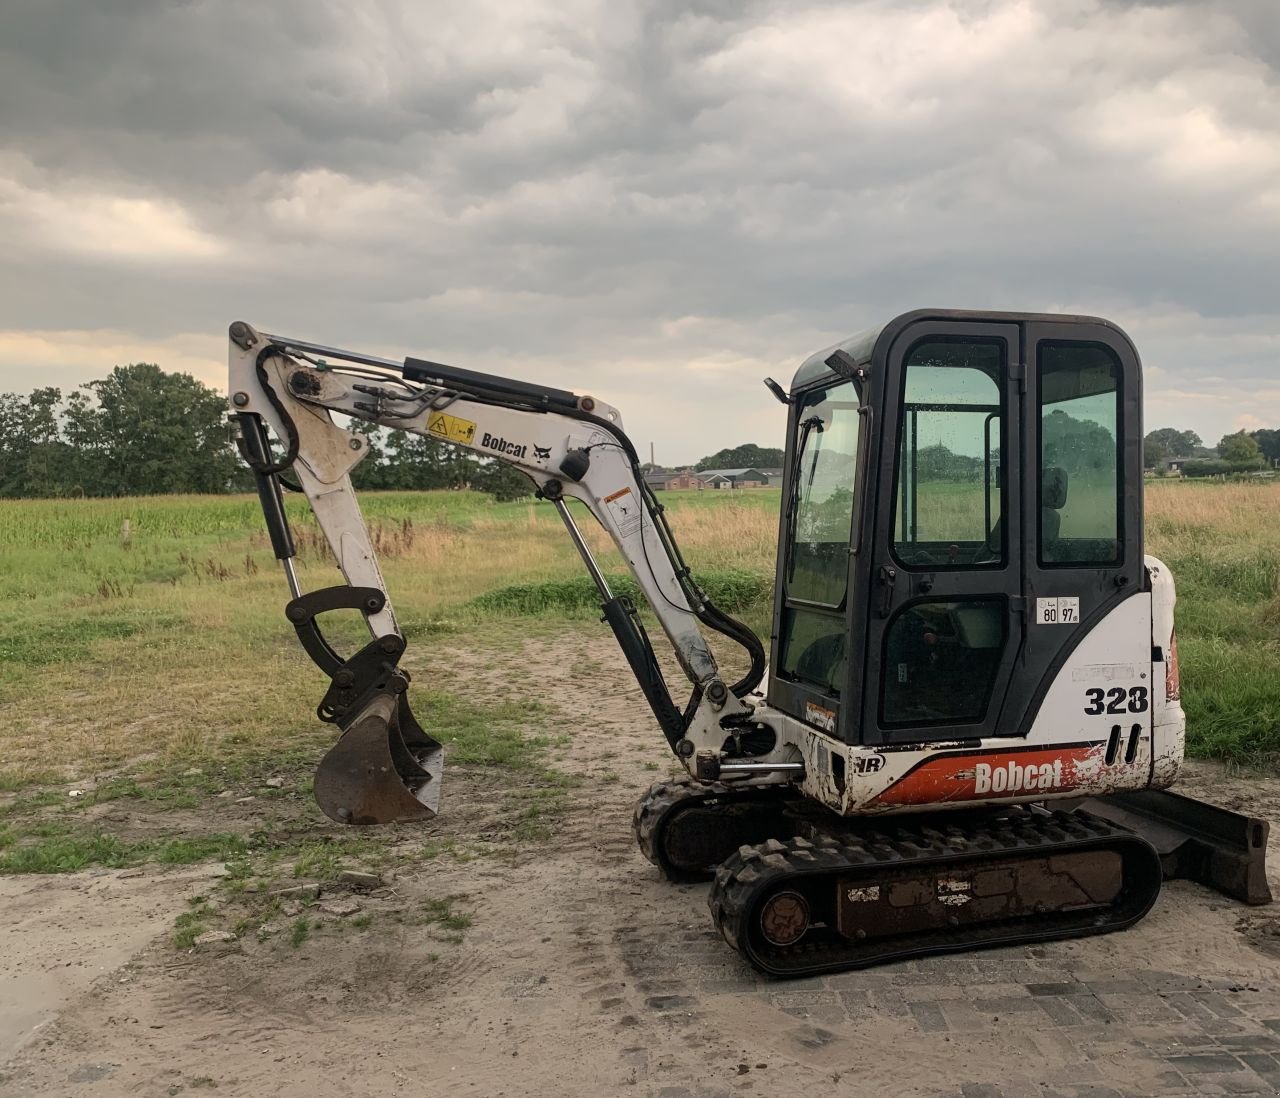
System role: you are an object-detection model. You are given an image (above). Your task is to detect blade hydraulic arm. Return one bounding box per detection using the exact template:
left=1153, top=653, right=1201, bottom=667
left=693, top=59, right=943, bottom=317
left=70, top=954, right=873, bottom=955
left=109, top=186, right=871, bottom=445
left=227, top=321, right=778, bottom=825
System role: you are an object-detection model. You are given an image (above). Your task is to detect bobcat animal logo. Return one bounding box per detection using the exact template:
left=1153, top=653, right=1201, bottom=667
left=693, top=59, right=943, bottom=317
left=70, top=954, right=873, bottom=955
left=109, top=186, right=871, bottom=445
left=533, top=445, right=551, bottom=461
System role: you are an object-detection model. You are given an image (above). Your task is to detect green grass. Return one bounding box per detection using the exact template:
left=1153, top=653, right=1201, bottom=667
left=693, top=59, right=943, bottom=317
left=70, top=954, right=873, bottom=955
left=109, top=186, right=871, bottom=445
left=173, top=895, right=216, bottom=948
left=289, top=917, right=311, bottom=948
left=0, top=828, right=247, bottom=875
left=408, top=895, right=474, bottom=942
left=1141, top=481, right=1280, bottom=765
left=0, top=478, right=1276, bottom=881
left=0, top=610, right=184, bottom=672
left=0, top=831, right=136, bottom=874
left=466, top=568, right=771, bottom=618
left=416, top=690, right=563, bottom=768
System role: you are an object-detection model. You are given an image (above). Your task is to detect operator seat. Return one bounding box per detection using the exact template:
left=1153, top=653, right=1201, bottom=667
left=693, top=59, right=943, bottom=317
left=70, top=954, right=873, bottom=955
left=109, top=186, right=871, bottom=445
left=1041, top=466, right=1068, bottom=561
left=978, top=465, right=1068, bottom=563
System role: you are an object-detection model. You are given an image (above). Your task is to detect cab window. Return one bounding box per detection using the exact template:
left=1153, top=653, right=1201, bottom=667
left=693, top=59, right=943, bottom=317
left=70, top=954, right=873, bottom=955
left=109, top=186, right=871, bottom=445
left=892, top=340, right=1005, bottom=568
left=780, top=378, right=860, bottom=698
left=1038, top=342, right=1121, bottom=565
left=786, top=380, right=860, bottom=606
left=881, top=598, right=1006, bottom=726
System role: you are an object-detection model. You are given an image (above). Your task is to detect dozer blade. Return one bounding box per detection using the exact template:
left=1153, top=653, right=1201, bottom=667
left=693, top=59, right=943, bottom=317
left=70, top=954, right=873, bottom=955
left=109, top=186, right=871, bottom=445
left=314, top=688, right=443, bottom=825
left=1073, top=789, right=1272, bottom=905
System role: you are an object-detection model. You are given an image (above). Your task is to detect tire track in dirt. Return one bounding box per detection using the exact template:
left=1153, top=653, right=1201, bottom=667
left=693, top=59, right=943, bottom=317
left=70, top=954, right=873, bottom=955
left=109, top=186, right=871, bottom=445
left=7, top=626, right=1280, bottom=1096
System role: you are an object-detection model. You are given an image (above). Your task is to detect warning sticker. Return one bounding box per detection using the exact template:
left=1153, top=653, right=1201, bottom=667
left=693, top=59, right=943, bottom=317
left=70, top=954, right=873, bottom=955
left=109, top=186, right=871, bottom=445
left=804, top=700, right=836, bottom=734
left=1036, top=596, right=1080, bottom=625
left=603, top=487, right=642, bottom=538
left=425, top=410, right=477, bottom=445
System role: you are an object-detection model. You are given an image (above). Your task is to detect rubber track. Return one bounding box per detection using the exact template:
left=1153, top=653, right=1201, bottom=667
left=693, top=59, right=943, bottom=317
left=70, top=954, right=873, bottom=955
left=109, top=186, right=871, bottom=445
left=632, top=777, right=795, bottom=882
left=708, top=808, right=1162, bottom=978
left=634, top=778, right=714, bottom=866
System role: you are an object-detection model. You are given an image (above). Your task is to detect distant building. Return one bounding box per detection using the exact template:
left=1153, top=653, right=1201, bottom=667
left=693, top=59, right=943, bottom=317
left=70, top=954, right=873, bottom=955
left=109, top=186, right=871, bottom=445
left=758, top=467, right=784, bottom=486
left=644, top=468, right=706, bottom=491
left=699, top=467, right=770, bottom=489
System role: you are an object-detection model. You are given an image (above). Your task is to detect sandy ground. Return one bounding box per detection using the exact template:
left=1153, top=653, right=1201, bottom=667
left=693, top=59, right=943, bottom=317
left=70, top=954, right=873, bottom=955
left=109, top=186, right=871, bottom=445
left=3, top=630, right=1280, bottom=1098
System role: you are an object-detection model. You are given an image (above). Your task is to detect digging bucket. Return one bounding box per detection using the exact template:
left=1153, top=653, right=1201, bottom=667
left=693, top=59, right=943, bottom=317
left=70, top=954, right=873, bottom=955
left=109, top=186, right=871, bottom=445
left=314, top=687, right=443, bottom=825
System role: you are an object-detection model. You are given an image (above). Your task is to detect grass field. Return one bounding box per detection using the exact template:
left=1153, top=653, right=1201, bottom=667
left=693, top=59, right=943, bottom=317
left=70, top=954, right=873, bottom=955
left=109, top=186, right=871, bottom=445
left=2, top=481, right=1278, bottom=765
left=0, top=480, right=1277, bottom=879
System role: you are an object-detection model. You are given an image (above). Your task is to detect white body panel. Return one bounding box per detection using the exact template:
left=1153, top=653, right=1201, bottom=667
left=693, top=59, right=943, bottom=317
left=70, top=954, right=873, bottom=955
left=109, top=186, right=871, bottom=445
left=745, top=570, right=1183, bottom=816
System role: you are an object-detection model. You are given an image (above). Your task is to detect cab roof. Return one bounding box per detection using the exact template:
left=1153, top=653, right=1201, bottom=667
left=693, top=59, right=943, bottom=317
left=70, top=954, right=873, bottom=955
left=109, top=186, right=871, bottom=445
left=789, top=308, right=1119, bottom=394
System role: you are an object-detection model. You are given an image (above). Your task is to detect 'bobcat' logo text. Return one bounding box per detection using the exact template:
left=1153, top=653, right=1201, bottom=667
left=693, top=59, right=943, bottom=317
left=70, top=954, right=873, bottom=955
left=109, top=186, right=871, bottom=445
left=481, top=432, right=527, bottom=460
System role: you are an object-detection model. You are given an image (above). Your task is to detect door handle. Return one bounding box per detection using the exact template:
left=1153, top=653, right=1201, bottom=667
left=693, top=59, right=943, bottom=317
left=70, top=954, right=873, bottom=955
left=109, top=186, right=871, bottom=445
left=877, top=565, right=897, bottom=617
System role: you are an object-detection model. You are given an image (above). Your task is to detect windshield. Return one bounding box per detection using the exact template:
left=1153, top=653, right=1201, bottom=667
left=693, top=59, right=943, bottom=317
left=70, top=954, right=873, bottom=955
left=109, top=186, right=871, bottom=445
left=787, top=379, right=861, bottom=606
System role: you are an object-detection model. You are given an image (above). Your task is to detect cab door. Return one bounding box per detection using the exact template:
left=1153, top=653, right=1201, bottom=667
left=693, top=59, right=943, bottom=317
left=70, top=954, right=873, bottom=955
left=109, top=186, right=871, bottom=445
left=997, top=320, right=1145, bottom=737
left=769, top=376, right=865, bottom=742
left=861, top=321, right=1023, bottom=745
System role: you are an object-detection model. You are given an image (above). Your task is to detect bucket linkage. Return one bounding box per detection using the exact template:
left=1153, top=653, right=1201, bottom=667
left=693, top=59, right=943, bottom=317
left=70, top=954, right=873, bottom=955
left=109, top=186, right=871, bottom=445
left=286, top=585, right=443, bottom=825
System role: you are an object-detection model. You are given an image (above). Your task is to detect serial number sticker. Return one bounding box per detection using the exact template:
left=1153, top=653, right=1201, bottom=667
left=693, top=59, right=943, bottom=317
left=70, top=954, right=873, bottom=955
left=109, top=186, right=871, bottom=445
left=1036, top=596, right=1080, bottom=625
left=425, top=410, right=477, bottom=445
left=603, top=487, right=642, bottom=537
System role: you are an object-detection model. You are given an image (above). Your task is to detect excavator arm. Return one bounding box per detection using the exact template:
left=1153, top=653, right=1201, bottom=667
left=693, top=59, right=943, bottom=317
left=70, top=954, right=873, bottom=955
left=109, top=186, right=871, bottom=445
left=226, top=321, right=772, bottom=825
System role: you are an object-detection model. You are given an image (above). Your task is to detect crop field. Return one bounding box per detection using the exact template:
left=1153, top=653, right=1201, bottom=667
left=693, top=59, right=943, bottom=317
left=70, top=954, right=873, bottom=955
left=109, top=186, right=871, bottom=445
left=0, top=476, right=1276, bottom=876
left=2, top=479, right=1277, bottom=782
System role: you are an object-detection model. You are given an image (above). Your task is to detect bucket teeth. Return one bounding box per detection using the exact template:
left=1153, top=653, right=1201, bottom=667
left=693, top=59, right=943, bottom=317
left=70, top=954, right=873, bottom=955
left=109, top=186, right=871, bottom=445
left=313, top=688, right=443, bottom=825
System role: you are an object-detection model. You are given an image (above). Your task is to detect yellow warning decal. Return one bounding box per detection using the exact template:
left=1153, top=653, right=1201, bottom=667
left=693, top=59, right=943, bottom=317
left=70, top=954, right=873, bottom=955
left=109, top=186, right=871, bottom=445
left=425, top=410, right=477, bottom=445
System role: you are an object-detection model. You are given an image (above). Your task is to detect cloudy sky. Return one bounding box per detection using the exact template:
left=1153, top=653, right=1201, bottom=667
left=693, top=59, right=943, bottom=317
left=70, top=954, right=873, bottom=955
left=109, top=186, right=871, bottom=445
left=1, top=0, right=1277, bottom=463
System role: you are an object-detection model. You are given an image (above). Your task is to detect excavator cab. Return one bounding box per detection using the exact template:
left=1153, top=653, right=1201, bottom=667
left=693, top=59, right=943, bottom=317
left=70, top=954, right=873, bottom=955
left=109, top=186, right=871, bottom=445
left=770, top=310, right=1143, bottom=749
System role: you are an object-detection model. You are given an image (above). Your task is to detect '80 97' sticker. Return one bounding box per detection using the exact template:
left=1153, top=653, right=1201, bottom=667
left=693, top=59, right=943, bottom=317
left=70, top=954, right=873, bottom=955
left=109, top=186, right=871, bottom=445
left=1036, top=596, right=1079, bottom=625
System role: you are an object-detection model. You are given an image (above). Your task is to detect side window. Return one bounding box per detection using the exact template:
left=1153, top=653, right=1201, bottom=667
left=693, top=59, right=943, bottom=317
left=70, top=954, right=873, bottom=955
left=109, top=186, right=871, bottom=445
left=787, top=380, right=860, bottom=606
left=778, top=607, right=847, bottom=695
left=881, top=598, right=1006, bottom=726
left=893, top=340, right=1005, bottom=568
left=1038, top=343, right=1121, bottom=565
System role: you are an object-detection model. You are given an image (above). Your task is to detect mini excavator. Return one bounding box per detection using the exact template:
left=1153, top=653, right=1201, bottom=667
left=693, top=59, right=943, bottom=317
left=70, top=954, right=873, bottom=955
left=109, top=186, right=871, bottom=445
left=227, top=310, right=1271, bottom=977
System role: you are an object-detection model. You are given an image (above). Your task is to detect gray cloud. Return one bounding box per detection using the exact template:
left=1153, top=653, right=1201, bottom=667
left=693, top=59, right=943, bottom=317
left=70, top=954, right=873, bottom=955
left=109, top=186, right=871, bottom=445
left=0, top=0, right=1277, bottom=460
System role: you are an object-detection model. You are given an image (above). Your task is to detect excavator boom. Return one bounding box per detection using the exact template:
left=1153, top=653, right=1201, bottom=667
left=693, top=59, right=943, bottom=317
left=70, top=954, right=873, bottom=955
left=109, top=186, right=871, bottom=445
left=226, top=321, right=769, bottom=825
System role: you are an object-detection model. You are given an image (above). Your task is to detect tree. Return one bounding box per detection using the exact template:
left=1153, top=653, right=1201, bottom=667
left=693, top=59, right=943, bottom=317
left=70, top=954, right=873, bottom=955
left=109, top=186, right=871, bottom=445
left=695, top=443, right=785, bottom=471
left=1250, top=428, right=1280, bottom=466
left=916, top=443, right=981, bottom=482
left=1146, top=427, right=1200, bottom=457
left=1143, top=435, right=1170, bottom=470
left=78, top=364, right=239, bottom=495
left=347, top=425, right=534, bottom=501
left=1181, top=458, right=1231, bottom=478
left=0, top=387, right=74, bottom=497
left=1042, top=410, right=1116, bottom=478
left=0, top=366, right=239, bottom=499
left=1218, top=431, right=1264, bottom=471
left=471, top=459, right=535, bottom=501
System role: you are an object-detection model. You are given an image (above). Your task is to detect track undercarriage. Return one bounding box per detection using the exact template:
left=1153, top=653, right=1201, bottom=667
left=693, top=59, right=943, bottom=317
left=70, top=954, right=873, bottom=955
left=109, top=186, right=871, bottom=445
left=634, top=778, right=1268, bottom=979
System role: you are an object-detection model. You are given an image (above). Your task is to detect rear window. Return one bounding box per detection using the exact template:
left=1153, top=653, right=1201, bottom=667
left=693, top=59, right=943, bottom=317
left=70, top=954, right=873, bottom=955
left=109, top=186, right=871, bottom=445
left=1037, top=342, right=1121, bottom=565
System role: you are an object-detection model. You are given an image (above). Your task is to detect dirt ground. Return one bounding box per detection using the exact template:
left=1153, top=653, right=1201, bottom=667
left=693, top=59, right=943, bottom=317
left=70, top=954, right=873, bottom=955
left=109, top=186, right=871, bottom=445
left=3, top=630, right=1280, bottom=1098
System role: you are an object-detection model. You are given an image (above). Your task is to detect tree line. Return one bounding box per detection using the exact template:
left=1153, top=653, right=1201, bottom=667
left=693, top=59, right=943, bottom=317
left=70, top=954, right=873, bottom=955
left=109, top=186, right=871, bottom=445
left=692, top=443, right=785, bottom=471
left=6, top=362, right=1264, bottom=500
left=1144, top=427, right=1277, bottom=477
left=0, top=365, right=532, bottom=500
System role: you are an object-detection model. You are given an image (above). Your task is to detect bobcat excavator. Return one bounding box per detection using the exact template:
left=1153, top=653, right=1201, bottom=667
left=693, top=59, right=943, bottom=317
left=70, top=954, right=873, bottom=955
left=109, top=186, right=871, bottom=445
left=226, top=309, right=1271, bottom=977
